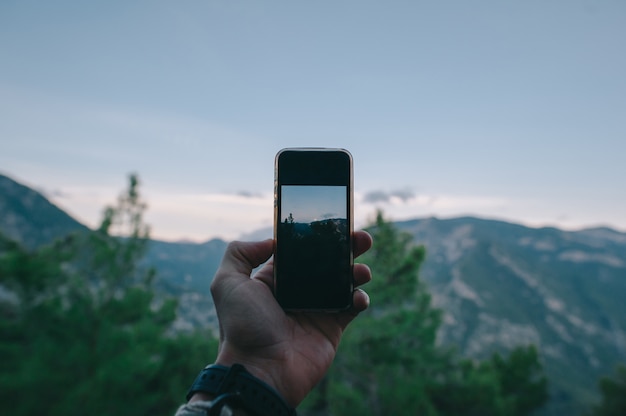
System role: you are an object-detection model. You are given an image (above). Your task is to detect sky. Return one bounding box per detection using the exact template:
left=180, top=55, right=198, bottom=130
left=281, top=186, right=347, bottom=224
left=1, top=0, right=625, bottom=241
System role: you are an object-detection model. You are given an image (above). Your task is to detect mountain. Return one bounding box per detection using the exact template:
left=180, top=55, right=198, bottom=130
left=2, top=173, right=625, bottom=413
left=0, top=173, right=225, bottom=329
left=395, top=217, right=626, bottom=414
left=0, top=173, right=88, bottom=249
left=145, top=238, right=227, bottom=292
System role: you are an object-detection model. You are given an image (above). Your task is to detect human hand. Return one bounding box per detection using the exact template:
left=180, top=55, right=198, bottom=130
left=207, top=231, right=373, bottom=408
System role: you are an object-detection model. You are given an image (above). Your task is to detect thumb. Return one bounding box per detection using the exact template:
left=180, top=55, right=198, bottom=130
left=214, top=239, right=274, bottom=281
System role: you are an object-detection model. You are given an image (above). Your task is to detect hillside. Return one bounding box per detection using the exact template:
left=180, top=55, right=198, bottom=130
left=0, top=173, right=224, bottom=329
left=395, top=217, right=626, bottom=414
left=0, top=173, right=88, bottom=249
left=1, top=173, right=625, bottom=413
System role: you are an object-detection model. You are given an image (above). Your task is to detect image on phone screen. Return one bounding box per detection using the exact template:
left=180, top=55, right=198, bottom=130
left=277, top=184, right=351, bottom=309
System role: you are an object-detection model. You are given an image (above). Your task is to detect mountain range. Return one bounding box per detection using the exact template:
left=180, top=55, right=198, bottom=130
left=394, top=217, right=626, bottom=414
left=1, top=172, right=624, bottom=414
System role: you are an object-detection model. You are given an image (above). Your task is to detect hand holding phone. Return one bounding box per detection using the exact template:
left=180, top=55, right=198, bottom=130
left=274, top=148, right=354, bottom=311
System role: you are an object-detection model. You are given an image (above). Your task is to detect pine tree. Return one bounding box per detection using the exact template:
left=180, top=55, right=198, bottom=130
left=321, top=211, right=447, bottom=415
left=589, top=365, right=626, bottom=416
left=0, top=174, right=218, bottom=415
left=301, top=211, right=548, bottom=416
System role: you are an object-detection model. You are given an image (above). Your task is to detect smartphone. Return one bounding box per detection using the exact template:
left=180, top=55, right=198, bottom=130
left=274, top=148, right=354, bottom=311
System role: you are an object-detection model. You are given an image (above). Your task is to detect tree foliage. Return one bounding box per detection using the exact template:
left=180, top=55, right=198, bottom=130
left=589, top=365, right=626, bottom=416
left=0, top=174, right=217, bottom=415
left=303, top=211, right=548, bottom=416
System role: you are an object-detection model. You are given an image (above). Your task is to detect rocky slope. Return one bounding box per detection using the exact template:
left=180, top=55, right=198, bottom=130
left=395, top=217, right=626, bottom=414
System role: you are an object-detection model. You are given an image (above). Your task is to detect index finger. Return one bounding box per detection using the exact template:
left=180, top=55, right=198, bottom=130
left=252, top=230, right=373, bottom=288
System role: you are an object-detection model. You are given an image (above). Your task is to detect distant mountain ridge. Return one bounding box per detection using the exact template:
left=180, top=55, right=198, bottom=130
left=0, top=173, right=225, bottom=329
left=2, top=172, right=625, bottom=414
left=394, top=216, right=626, bottom=414
left=0, top=173, right=88, bottom=249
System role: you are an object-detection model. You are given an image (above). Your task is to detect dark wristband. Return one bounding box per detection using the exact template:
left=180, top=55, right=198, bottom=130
left=186, top=364, right=296, bottom=416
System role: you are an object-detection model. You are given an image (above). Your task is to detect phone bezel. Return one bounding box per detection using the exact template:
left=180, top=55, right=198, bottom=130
left=273, top=147, right=354, bottom=312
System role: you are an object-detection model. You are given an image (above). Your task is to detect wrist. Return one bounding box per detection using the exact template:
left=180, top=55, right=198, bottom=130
left=215, top=349, right=291, bottom=406
left=187, top=393, right=251, bottom=416
left=186, top=393, right=251, bottom=416
left=186, top=364, right=296, bottom=416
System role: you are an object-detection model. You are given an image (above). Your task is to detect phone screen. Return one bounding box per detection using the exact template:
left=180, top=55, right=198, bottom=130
left=274, top=149, right=353, bottom=310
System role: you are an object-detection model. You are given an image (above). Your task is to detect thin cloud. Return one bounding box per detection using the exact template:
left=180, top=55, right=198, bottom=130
left=237, top=190, right=264, bottom=199
left=363, top=190, right=391, bottom=203
left=390, top=189, right=415, bottom=203
left=38, top=187, right=71, bottom=200
left=363, top=189, right=415, bottom=204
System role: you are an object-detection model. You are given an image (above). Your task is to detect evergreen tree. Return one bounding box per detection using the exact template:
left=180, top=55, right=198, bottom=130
left=490, top=345, right=548, bottom=415
left=0, top=174, right=218, bottom=415
left=429, top=346, right=548, bottom=416
left=327, top=211, right=445, bottom=415
left=302, top=211, right=548, bottom=416
left=589, top=365, right=626, bottom=416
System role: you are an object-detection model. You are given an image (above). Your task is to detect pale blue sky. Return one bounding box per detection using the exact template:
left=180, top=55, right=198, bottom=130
left=281, top=186, right=347, bottom=224
left=1, top=1, right=624, bottom=240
